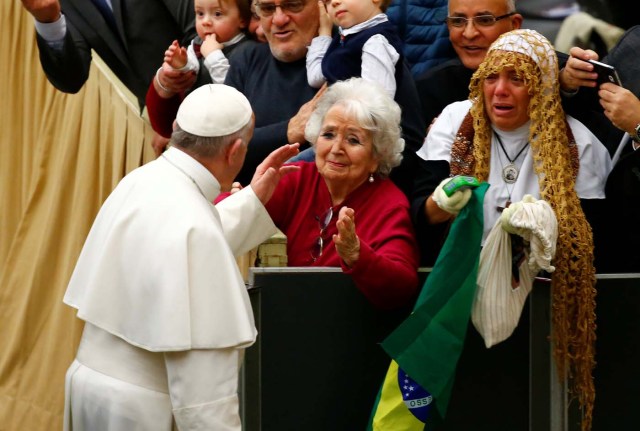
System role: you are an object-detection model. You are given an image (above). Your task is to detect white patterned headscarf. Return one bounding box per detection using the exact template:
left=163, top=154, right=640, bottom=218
left=488, top=28, right=558, bottom=91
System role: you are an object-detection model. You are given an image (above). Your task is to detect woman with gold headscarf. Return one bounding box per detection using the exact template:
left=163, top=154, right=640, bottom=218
left=413, top=29, right=611, bottom=430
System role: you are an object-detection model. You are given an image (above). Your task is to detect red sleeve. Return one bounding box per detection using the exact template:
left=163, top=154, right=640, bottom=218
left=145, top=82, right=184, bottom=139
left=213, top=191, right=231, bottom=204
left=342, top=201, right=420, bottom=310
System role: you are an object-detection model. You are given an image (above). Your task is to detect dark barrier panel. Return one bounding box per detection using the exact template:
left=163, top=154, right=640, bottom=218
left=531, top=274, right=640, bottom=431
left=240, top=268, right=417, bottom=431
left=591, top=274, right=640, bottom=431
left=240, top=268, right=640, bottom=431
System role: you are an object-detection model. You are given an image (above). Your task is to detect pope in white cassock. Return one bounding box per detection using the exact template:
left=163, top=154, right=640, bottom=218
left=61, top=84, right=300, bottom=430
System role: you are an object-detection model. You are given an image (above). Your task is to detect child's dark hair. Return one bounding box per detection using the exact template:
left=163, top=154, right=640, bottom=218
left=380, top=0, right=392, bottom=12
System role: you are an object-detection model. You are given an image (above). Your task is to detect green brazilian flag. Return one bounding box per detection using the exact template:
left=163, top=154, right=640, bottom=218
left=367, top=183, right=488, bottom=430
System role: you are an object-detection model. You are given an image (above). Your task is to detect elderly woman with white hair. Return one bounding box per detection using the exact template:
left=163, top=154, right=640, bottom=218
left=262, top=77, right=420, bottom=310
left=413, top=29, right=611, bottom=430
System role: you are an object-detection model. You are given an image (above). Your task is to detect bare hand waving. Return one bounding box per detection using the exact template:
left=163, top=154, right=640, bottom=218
left=20, top=0, right=61, bottom=23
left=250, top=143, right=301, bottom=204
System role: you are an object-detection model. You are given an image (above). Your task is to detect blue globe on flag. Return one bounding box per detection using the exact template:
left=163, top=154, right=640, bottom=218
left=397, top=368, right=433, bottom=422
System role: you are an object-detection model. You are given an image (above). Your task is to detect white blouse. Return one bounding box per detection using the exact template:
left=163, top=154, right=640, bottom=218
left=417, top=100, right=612, bottom=242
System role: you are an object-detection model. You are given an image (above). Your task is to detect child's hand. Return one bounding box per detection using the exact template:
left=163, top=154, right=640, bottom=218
left=201, top=34, right=224, bottom=58
left=318, top=1, right=333, bottom=37
left=164, top=40, right=188, bottom=69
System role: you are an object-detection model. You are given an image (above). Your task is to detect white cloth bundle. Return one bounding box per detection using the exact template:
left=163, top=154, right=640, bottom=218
left=500, top=195, right=558, bottom=274
left=472, top=195, right=557, bottom=347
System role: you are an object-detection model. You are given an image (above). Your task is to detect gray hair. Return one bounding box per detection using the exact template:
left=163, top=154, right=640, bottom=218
left=304, top=78, right=404, bottom=178
left=505, top=0, right=516, bottom=12
left=170, top=121, right=253, bottom=158
left=448, top=0, right=516, bottom=13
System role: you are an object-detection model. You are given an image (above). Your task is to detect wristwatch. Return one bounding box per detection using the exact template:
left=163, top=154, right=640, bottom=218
left=634, top=123, right=640, bottom=142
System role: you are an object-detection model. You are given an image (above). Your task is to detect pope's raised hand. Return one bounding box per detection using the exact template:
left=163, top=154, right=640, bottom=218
left=250, top=143, right=300, bottom=204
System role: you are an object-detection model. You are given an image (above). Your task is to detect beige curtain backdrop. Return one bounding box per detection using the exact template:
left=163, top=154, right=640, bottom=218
left=0, top=3, right=157, bottom=429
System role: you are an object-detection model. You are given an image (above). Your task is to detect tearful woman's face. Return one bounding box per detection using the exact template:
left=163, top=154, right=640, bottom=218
left=483, top=67, right=531, bottom=131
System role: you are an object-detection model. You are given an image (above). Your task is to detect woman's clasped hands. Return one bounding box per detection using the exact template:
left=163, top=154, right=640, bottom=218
left=333, top=206, right=360, bottom=268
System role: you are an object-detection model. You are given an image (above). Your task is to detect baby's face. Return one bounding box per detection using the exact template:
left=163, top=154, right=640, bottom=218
left=324, top=0, right=382, bottom=29
left=195, top=0, right=247, bottom=43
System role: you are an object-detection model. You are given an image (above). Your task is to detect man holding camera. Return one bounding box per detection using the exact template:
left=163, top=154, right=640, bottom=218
left=560, top=25, right=640, bottom=273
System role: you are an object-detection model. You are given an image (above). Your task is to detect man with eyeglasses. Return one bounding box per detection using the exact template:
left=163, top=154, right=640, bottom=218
left=414, top=0, right=523, bottom=129
left=223, top=0, right=425, bottom=195
left=220, top=0, right=322, bottom=186
left=410, top=0, right=522, bottom=268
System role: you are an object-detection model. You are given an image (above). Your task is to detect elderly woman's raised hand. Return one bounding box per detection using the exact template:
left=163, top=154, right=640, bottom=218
left=333, top=207, right=360, bottom=268
left=230, top=182, right=243, bottom=194
left=559, top=46, right=600, bottom=92
left=155, top=63, right=197, bottom=98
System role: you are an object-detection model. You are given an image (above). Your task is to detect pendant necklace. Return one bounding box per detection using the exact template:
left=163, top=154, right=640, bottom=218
left=495, top=133, right=529, bottom=212
left=495, top=133, right=529, bottom=184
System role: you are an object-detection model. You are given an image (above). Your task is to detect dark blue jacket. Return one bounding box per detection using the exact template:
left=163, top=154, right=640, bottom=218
left=386, top=0, right=455, bottom=77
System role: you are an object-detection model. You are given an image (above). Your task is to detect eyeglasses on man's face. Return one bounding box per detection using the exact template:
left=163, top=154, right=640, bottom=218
left=446, top=12, right=515, bottom=28
left=254, top=0, right=306, bottom=18
left=310, top=207, right=333, bottom=261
